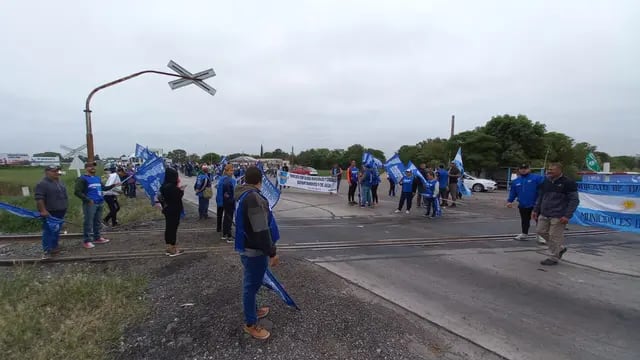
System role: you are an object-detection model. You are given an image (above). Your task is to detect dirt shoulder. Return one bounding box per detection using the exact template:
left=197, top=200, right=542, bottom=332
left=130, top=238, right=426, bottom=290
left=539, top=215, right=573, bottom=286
left=114, top=252, right=456, bottom=360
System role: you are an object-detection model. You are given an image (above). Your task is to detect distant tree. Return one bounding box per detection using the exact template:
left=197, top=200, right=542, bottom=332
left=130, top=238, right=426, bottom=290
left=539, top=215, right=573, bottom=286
left=188, top=153, right=201, bottom=162
left=449, top=131, right=501, bottom=174
left=33, top=152, right=62, bottom=158
left=572, top=142, right=597, bottom=171
left=611, top=156, right=639, bottom=171
left=398, top=144, right=419, bottom=164
left=342, top=144, right=366, bottom=166
left=201, top=152, right=221, bottom=165
left=166, top=149, right=187, bottom=163
left=482, top=114, right=546, bottom=166
left=542, top=132, right=575, bottom=168
left=272, top=148, right=288, bottom=159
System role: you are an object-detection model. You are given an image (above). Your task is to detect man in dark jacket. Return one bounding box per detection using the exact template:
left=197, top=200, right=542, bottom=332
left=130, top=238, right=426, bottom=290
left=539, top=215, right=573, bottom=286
left=507, top=164, right=545, bottom=242
left=533, top=163, right=580, bottom=266
left=216, top=164, right=237, bottom=242
left=160, top=167, right=185, bottom=256
left=234, top=166, right=280, bottom=340
left=35, top=165, right=68, bottom=258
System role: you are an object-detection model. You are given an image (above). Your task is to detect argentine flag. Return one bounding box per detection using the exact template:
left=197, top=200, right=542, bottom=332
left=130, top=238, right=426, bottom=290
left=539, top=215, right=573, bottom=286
left=453, top=147, right=472, bottom=197
left=571, top=182, right=640, bottom=233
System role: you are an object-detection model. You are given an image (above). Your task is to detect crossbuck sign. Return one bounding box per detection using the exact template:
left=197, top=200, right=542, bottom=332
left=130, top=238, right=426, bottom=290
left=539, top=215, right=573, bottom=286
left=167, top=60, right=216, bottom=96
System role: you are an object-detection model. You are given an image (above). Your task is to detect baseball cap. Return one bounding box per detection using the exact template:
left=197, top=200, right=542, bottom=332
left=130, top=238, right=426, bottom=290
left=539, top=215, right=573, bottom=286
left=518, top=164, right=530, bottom=169
left=45, top=164, right=61, bottom=171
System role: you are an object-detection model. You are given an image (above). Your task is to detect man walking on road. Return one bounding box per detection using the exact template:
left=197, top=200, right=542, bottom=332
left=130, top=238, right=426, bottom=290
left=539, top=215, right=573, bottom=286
left=234, top=166, right=280, bottom=340
left=35, top=165, right=68, bottom=259
left=216, top=164, right=237, bottom=242
left=75, top=162, right=119, bottom=249
left=533, top=163, right=579, bottom=266
left=507, top=164, right=546, bottom=243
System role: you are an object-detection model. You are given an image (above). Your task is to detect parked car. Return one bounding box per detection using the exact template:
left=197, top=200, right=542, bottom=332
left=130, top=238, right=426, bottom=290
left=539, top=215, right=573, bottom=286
left=463, top=174, right=497, bottom=192
left=291, top=166, right=318, bottom=176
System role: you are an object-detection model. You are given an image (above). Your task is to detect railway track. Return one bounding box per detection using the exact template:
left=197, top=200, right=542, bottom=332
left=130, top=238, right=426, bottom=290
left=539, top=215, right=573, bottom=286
left=0, top=228, right=614, bottom=265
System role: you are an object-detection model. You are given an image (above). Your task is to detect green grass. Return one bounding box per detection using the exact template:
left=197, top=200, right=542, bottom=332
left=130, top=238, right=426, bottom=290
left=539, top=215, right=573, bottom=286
left=317, top=169, right=331, bottom=176
left=0, top=167, right=163, bottom=234
left=0, top=267, right=148, bottom=360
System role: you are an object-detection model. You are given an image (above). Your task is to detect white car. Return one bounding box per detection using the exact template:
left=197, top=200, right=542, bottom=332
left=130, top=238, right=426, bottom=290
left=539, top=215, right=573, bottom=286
left=463, top=174, right=497, bottom=192
left=307, top=167, right=318, bottom=176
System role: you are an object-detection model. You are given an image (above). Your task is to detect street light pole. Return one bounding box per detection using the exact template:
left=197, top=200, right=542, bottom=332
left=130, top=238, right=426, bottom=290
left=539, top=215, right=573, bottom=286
left=83, top=70, right=199, bottom=163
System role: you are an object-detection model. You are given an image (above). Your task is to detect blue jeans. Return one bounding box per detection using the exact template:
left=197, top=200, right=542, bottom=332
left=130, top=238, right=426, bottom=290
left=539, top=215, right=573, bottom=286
left=360, top=185, right=372, bottom=206
left=241, top=255, right=268, bottom=325
left=42, top=209, right=66, bottom=252
left=82, top=202, right=104, bottom=243
left=198, top=196, right=210, bottom=218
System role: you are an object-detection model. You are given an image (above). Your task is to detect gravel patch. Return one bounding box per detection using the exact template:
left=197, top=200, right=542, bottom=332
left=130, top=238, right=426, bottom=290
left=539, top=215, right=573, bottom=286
left=113, top=253, right=448, bottom=360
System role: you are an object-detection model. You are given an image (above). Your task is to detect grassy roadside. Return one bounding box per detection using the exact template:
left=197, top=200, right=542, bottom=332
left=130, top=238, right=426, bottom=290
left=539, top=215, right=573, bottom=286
left=0, top=167, right=162, bottom=234
left=0, top=266, right=148, bottom=360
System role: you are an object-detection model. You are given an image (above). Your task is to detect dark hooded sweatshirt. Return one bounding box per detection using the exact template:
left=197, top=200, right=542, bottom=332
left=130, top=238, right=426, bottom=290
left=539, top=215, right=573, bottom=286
left=160, top=168, right=183, bottom=216
left=234, top=184, right=276, bottom=257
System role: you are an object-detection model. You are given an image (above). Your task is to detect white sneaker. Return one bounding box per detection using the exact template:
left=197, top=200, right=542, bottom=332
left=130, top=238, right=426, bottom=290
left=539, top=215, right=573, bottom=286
left=394, top=209, right=401, bottom=213
left=514, top=233, right=527, bottom=241
left=537, top=236, right=547, bottom=245
left=405, top=210, right=410, bottom=214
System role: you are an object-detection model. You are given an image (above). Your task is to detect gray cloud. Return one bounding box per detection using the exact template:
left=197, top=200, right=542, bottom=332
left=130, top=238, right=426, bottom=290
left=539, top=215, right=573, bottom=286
left=1, top=0, right=638, bottom=159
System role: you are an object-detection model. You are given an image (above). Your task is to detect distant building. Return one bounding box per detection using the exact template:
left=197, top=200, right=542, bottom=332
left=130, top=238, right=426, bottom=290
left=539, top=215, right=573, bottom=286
left=0, top=153, right=31, bottom=166
left=30, top=156, right=61, bottom=167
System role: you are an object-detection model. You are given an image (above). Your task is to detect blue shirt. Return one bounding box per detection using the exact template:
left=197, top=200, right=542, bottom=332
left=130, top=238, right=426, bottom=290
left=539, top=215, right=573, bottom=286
left=401, top=176, right=414, bottom=193
left=423, top=179, right=439, bottom=197
left=350, top=167, right=359, bottom=184
left=82, top=175, right=104, bottom=204
left=437, top=169, right=449, bottom=187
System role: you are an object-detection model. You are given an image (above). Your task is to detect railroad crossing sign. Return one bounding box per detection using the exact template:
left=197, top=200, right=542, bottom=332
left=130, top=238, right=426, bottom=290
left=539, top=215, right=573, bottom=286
left=167, top=60, right=216, bottom=96
left=61, top=144, right=87, bottom=159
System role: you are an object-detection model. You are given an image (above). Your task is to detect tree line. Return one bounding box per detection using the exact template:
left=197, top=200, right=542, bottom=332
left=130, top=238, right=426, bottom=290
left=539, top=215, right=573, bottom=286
left=165, top=114, right=638, bottom=176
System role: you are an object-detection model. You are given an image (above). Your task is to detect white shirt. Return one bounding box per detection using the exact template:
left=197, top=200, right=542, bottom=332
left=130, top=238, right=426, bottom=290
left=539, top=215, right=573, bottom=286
left=104, top=173, right=122, bottom=196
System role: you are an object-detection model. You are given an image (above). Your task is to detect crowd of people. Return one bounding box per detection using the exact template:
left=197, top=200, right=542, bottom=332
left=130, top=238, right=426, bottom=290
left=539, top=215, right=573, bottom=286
left=32, top=157, right=578, bottom=340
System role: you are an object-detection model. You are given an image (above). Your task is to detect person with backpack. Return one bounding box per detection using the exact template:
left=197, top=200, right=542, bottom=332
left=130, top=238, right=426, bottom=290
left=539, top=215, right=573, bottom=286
left=233, top=166, right=281, bottom=340
left=216, top=164, right=237, bottom=242
left=195, top=165, right=213, bottom=219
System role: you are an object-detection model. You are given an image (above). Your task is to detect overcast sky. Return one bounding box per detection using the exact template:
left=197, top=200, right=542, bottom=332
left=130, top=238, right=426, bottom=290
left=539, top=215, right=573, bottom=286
left=1, top=0, right=638, bottom=159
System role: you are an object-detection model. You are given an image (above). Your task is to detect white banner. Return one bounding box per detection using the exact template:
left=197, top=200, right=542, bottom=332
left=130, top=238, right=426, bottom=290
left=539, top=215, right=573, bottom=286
left=277, top=171, right=337, bottom=193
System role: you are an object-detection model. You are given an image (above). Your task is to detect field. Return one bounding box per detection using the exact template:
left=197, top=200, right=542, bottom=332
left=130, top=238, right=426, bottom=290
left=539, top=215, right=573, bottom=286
left=0, top=267, right=148, bottom=360
left=0, top=166, right=162, bottom=234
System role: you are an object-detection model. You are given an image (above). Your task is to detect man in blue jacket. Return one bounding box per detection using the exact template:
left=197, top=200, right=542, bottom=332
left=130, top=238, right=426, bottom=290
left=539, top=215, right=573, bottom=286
left=395, top=169, right=415, bottom=214
left=507, top=164, right=545, bottom=242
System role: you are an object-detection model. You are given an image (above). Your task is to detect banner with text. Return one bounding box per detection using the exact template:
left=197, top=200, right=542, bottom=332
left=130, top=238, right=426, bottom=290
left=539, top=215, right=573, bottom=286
left=277, top=171, right=337, bottom=193
left=570, top=182, right=640, bottom=233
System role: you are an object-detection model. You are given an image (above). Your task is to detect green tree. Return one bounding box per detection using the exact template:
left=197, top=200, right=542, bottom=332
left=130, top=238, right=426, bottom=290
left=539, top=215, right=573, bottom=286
left=188, top=153, right=201, bottom=162
left=449, top=131, right=501, bottom=174
left=33, top=152, right=63, bottom=158
left=542, top=132, right=575, bottom=168
left=201, top=152, right=221, bottom=165
left=414, top=138, right=449, bottom=167
left=398, top=144, right=419, bottom=164
left=483, top=114, right=546, bottom=165
left=611, top=156, right=639, bottom=171
left=166, top=149, right=187, bottom=163
left=342, top=144, right=366, bottom=166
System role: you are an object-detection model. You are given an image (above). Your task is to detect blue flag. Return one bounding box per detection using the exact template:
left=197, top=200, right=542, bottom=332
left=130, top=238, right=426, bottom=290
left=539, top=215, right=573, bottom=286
left=0, top=202, right=65, bottom=233
left=135, top=144, right=158, bottom=163
left=362, top=152, right=383, bottom=169
left=260, top=168, right=280, bottom=210
left=135, top=156, right=165, bottom=205
left=406, top=161, right=428, bottom=188
left=384, top=154, right=405, bottom=183
left=453, top=147, right=472, bottom=197
left=263, top=268, right=299, bottom=309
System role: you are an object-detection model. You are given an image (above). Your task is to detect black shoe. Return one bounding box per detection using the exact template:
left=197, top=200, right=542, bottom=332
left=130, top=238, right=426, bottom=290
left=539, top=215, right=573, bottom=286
left=559, top=247, right=567, bottom=259
left=424, top=213, right=430, bottom=217
left=540, top=258, right=558, bottom=266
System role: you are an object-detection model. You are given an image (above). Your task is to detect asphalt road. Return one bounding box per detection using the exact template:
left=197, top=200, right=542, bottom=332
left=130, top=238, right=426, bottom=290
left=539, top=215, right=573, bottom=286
left=181, top=175, right=640, bottom=360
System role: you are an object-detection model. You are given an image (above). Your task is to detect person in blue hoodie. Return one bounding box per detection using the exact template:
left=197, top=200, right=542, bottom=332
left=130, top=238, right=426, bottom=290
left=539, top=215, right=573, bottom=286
left=507, top=164, right=545, bottom=242
left=422, top=171, right=440, bottom=218
left=216, top=164, right=237, bottom=242
left=394, top=169, right=415, bottom=214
